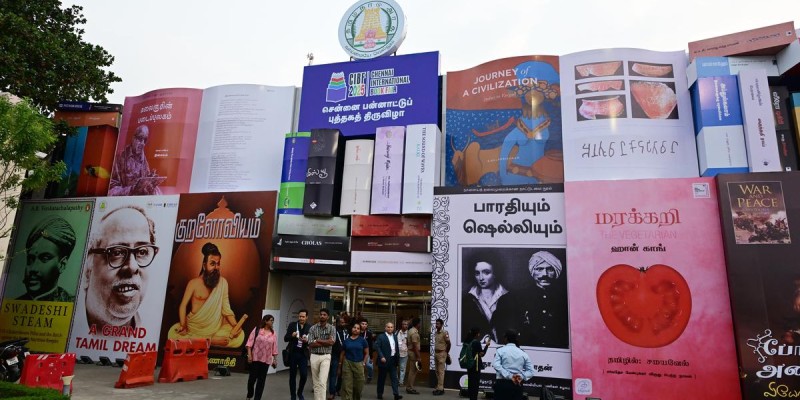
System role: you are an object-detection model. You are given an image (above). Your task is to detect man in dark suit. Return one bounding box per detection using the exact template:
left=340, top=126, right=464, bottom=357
left=375, top=322, right=403, bottom=400
left=284, top=309, right=311, bottom=400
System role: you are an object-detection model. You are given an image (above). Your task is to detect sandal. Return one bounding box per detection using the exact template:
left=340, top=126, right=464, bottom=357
left=406, top=388, right=419, bottom=394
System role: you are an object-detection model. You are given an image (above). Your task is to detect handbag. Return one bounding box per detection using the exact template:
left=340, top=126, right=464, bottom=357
left=282, top=344, right=291, bottom=365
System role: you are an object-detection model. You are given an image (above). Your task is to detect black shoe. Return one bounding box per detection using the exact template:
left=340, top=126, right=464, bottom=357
left=432, top=390, right=444, bottom=396
left=377, top=395, right=383, bottom=399
left=394, top=395, right=403, bottom=400
left=367, top=378, right=372, bottom=384
left=406, top=388, right=419, bottom=395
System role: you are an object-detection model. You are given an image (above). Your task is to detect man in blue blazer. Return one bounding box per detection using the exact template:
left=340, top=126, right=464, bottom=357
left=375, top=322, right=403, bottom=400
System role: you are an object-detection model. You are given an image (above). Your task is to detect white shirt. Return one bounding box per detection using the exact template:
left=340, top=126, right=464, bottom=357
left=387, top=333, right=396, bottom=357
left=398, top=330, right=408, bottom=357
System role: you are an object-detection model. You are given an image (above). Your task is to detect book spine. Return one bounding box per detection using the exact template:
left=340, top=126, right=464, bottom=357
left=350, top=236, right=431, bottom=252
left=340, top=139, right=375, bottom=215
left=276, top=214, right=349, bottom=236
left=691, top=76, right=749, bottom=176
left=278, top=132, right=311, bottom=215
left=57, top=101, right=123, bottom=113
left=303, top=129, right=343, bottom=216
left=769, top=86, right=800, bottom=171
left=370, top=126, right=405, bottom=214
left=688, top=21, right=796, bottom=61
left=738, top=69, right=782, bottom=172
left=273, top=235, right=350, bottom=252
left=350, top=215, right=432, bottom=237
left=402, top=124, right=440, bottom=214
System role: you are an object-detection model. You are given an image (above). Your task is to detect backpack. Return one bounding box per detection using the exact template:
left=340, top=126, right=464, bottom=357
left=458, top=340, right=477, bottom=370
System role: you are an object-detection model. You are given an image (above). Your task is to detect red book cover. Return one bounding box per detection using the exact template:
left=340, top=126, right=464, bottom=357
left=566, top=177, right=741, bottom=400
left=350, top=215, right=431, bottom=236
left=75, top=125, right=117, bottom=196
left=688, top=21, right=796, bottom=61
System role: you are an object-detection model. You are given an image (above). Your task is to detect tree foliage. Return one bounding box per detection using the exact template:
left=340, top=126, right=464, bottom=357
left=0, top=1, right=121, bottom=114
left=0, top=96, right=66, bottom=237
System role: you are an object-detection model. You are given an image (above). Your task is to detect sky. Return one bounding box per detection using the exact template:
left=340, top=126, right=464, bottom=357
left=72, top=0, right=800, bottom=104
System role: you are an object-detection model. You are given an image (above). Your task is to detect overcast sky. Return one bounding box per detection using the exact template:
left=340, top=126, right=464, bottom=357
left=73, top=0, right=800, bottom=104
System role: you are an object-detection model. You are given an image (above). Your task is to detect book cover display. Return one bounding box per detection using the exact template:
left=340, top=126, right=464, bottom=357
left=432, top=185, right=571, bottom=397
left=113, top=89, right=203, bottom=196
left=161, top=191, right=276, bottom=372
left=565, top=178, right=741, bottom=400
left=769, top=86, right=799, bottom=171
left=716, top=173, right=800, bottom=399
left=0, top=200, right=94, bottom=353
left=560, top=49, right=700, bottom=180
left=737, top=69, right=781, bottom=172
left=445, top=55, right=564, bottom=187
left=691, top=76, right=749, bottom=176
left=68, top=196, right=180, bottom=361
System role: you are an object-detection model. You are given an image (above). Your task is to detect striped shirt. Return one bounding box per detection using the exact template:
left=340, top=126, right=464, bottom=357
left=308, top=323, right=336, bottom=355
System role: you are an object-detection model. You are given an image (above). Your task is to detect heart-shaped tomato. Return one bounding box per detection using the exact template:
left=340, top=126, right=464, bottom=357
left=596, top=264, right=692, bottom=348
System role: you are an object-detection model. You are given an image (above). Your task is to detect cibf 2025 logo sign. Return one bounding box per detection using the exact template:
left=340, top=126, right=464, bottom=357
left=339, top=0, right=407, bottom=60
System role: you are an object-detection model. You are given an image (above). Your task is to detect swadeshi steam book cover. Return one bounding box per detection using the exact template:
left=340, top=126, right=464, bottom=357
left=717, top=172, right=800, bottom=400
left=445, top=56, right=564, bottom=187
left=565, top=178, right=740, bottom=400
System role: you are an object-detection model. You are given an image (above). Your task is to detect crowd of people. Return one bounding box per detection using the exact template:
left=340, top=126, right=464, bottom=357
left=251, top=310, right=539, bottom=400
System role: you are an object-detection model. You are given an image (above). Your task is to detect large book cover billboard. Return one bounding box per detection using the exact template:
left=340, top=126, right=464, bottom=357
left=432, top=186, right=571, bottom=398
left=565, top=178, right=740, bottom=400
left=0, top=199, right=94, bottom=353
left=190, top=84, right=296, bottom=192
left=113, top=89, right=203, bottom=196
left=444, top=56, right=564, bottom=187
left=717, top=173, right=800, bottom=399
left=68, top=195, right=179, bottom=360
left=298, top=51, right=440, bottom=137
left=560, top=49, right=699, bottom=180
left=159, top=191, right=276, bottom=372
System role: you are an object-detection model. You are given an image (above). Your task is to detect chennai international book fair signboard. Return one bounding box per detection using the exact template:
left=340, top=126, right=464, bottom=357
left=0, top=200, right=94, bottom=353
left=432, top=185, right=571, bottom=398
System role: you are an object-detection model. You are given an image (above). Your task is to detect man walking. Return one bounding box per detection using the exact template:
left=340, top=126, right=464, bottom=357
left=397, top=319, right=409, bottom=387
left=308, top=308, right=336, bottom=400
left=432, top=318, right=450, bottom=396
left=405, top=317, right=422, bottom=395
left=492, top=330, right=534, bottom=399
left=359, top=318, right=376, bottom=383
left=376, top=322, right=403, bottom=400
left=285, top=309, right=311, bottom=400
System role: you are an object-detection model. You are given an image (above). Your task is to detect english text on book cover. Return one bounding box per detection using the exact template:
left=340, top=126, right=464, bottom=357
left=0, top=199, right=94, bottom=353
left=432, top=185, right=571, bottom=398
left=159, top=191, right=276, bottom=372
left=560, top=49, right=699, bottom=181
left=716, top=173, right=800, bottom=400
left=112, top=88, right=203, bottom=195
left=565, top=178, right=740, bottom=399
left=445, top=56, right=564, bottom=187
left=68, top=195, right=180, bottom=361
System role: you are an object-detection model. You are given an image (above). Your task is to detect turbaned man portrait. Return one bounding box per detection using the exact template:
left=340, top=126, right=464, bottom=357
left=17, top=216, right=77, bottom=302
left=169, top=242, right=247, bottom=347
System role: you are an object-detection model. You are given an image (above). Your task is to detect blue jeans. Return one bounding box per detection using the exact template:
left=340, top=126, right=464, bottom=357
left=365, top=357, right=374, bottom=380
left=398, top=355, right=408, bottom=385
left=328, top=351, right=340, bottom=395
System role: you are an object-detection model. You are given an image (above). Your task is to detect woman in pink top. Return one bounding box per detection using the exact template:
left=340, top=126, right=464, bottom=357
left=246, top=314, right=279, bottom=400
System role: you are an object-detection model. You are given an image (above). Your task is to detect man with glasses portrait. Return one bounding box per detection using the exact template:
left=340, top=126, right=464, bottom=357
left=84, top=205, right=159, bottom=329
left=168, top=241, right=246, bottom=347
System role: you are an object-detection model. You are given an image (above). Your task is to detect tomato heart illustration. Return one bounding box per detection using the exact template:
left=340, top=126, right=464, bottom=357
left=596, top=264, right=692, bottom=348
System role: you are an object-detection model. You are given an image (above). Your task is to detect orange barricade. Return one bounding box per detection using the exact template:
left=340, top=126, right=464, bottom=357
left=20, top=353, right=76, bottom=393
left=157, top=338, right=209, bottom=383
left=114, top=351, right=157, bottom=388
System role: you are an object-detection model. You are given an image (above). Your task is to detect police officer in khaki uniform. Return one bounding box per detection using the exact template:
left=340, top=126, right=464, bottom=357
left=432, top=318, right=450, bottom=396
left=405, top=318, right=421, bottom=395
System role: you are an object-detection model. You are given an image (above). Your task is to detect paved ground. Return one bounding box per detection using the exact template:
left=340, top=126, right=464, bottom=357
left=68, top=364, right=466, bottom=400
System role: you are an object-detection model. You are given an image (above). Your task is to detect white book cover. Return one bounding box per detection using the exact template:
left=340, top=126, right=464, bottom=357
left=403, top=124, right=441, bottom=214
left=737, top=69, right=781, bottom=172
left=190, top=84, right=296, bottom=192
left=560, top=49, right=699, bottom=181
left=340, top=139, right=374, bottom=215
